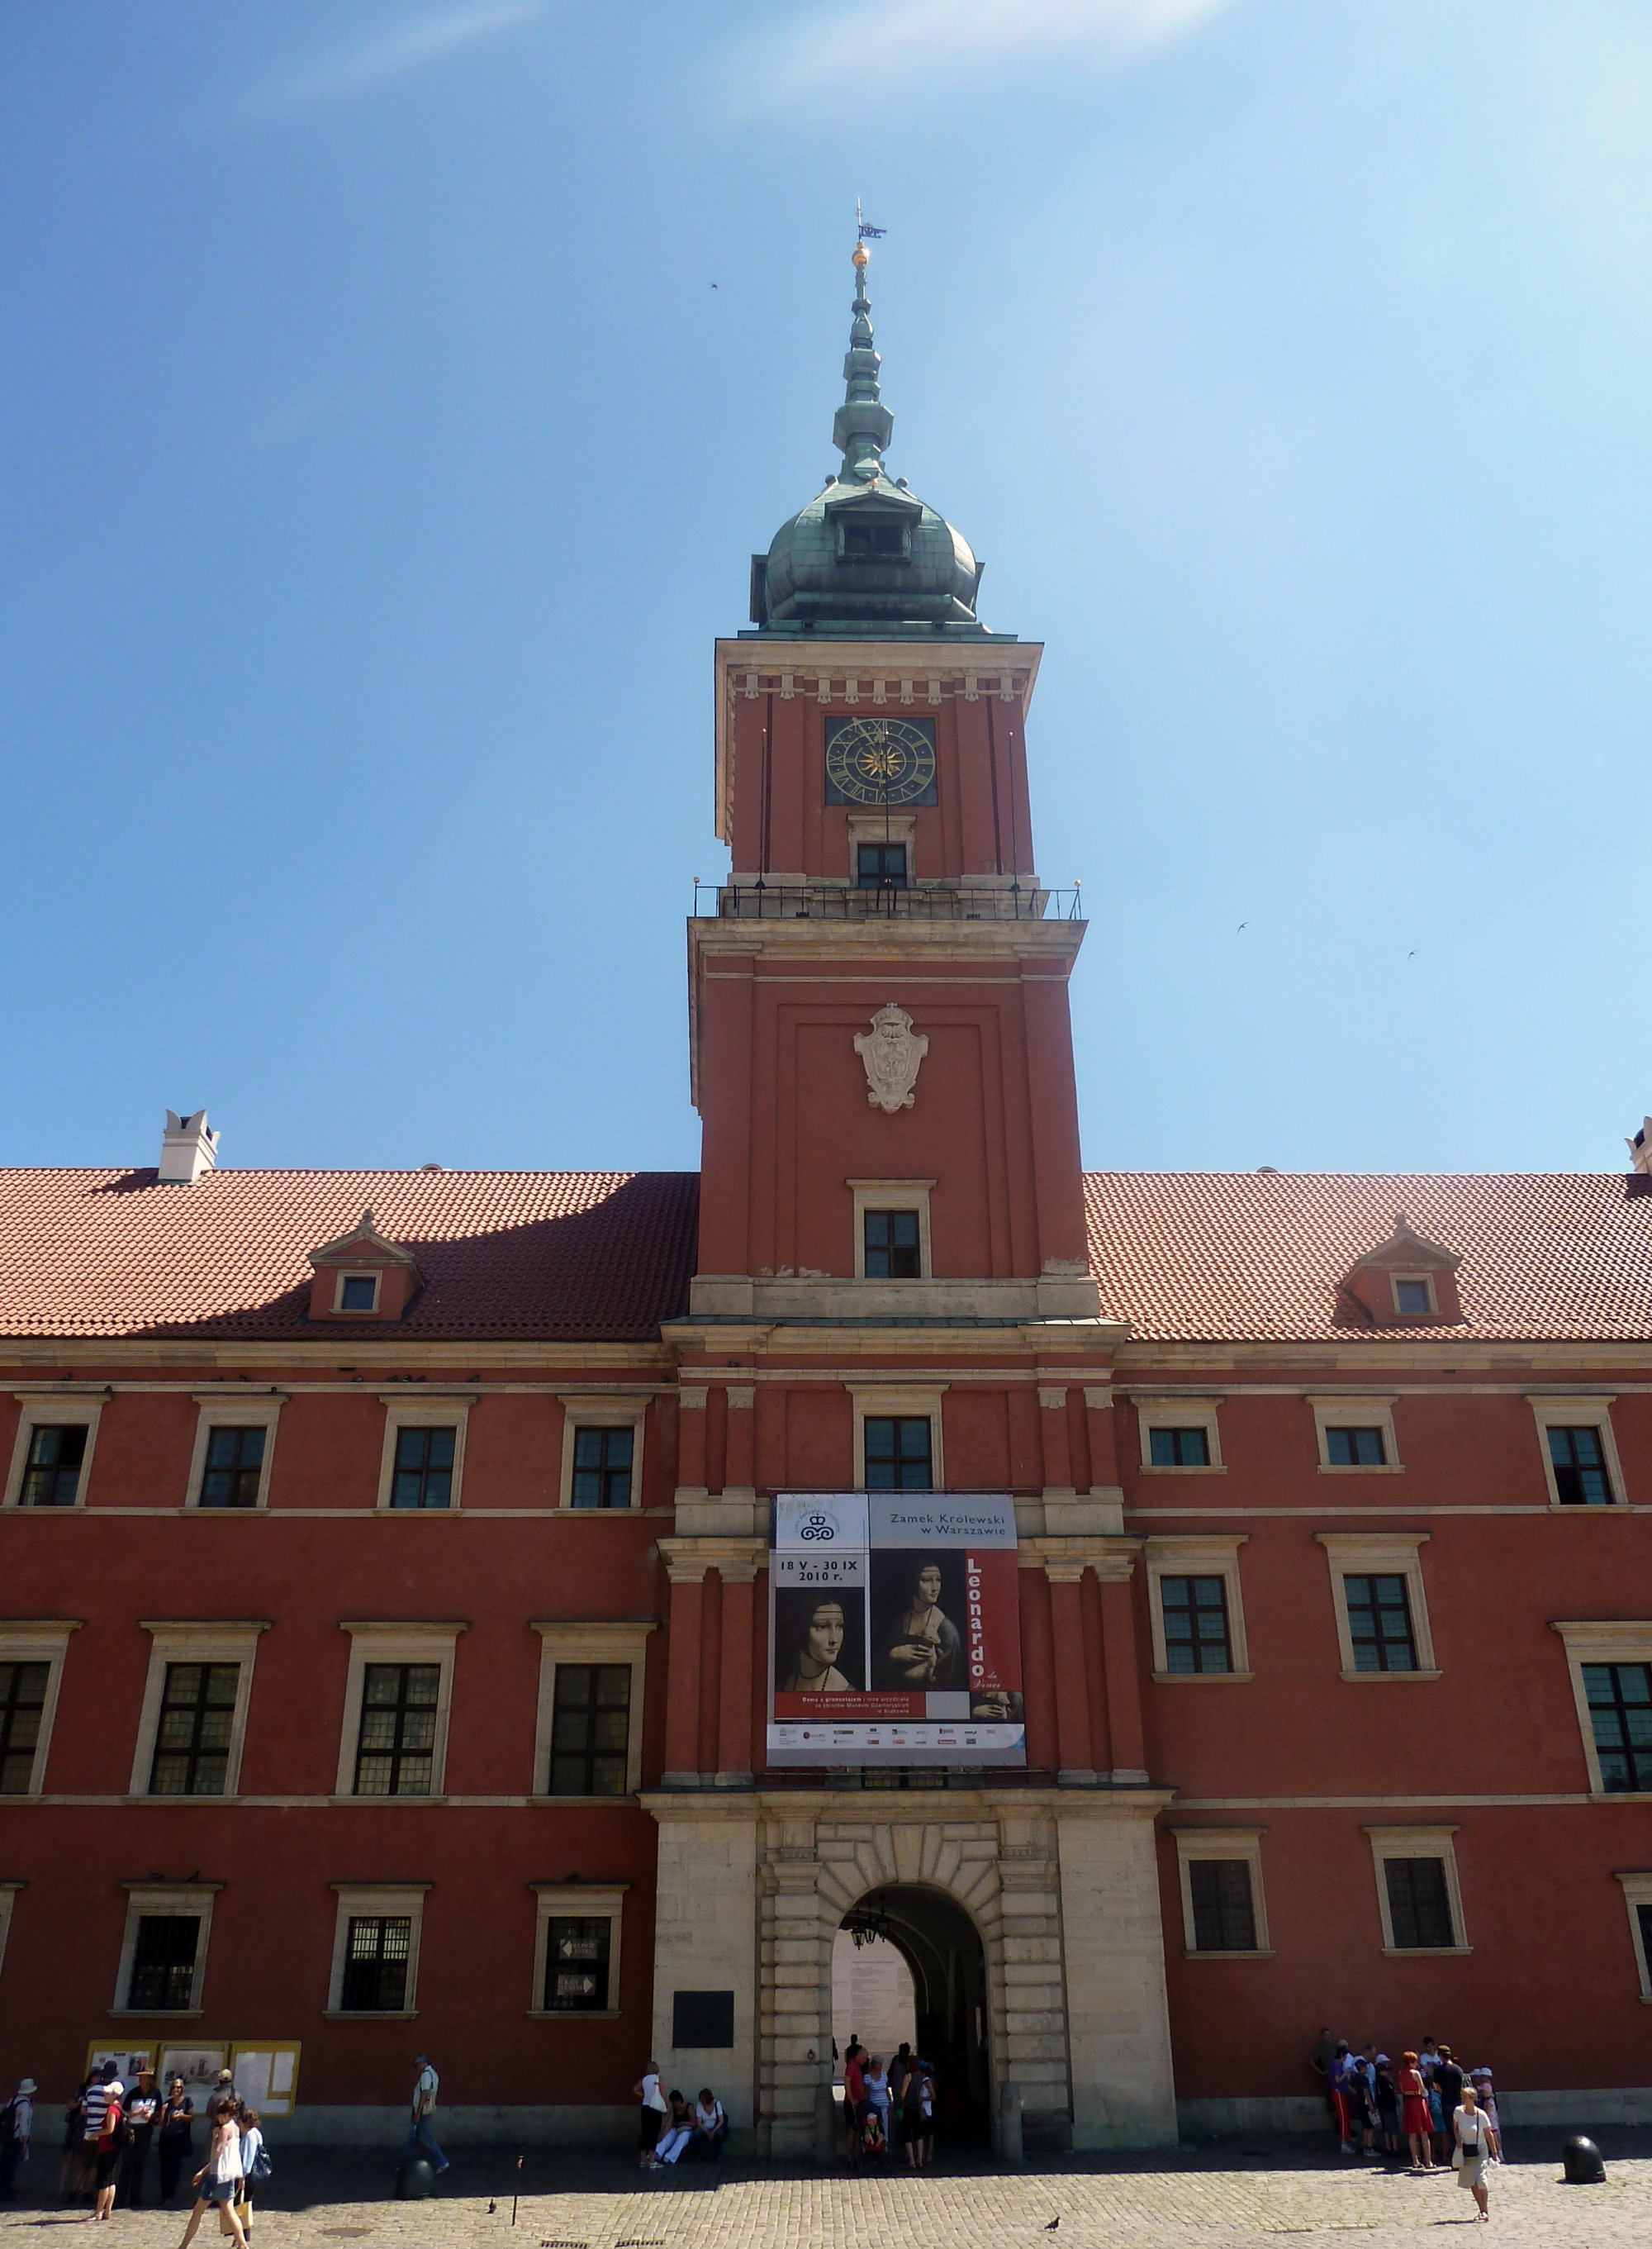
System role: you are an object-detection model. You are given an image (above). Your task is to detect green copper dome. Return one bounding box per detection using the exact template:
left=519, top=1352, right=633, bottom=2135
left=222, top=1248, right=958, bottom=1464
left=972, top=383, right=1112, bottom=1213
left=751, top=246, right=986, bottom=635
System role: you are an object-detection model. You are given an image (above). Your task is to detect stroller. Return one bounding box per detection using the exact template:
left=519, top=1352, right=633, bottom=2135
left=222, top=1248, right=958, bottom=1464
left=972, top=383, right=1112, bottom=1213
left=859, top=2102, right=887, bottom=2161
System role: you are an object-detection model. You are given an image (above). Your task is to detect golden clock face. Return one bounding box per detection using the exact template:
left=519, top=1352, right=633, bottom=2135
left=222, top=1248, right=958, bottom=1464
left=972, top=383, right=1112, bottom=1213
left=824, top=716, right=938, bottom=807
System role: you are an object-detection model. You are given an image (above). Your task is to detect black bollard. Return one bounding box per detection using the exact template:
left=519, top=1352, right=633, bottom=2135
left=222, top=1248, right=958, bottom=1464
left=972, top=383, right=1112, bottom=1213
left=396, top=2156, right=438, bottom=2200
left=1561, top=2136, right=1606, bottom=2185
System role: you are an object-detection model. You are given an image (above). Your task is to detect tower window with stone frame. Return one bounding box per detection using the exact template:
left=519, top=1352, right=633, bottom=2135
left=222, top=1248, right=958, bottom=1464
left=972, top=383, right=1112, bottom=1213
left=857, top=841, right=908, bottom=890
left=864, top=1416, right=932, bottom=1491
left=863, top=1210, right=921, bottom=1280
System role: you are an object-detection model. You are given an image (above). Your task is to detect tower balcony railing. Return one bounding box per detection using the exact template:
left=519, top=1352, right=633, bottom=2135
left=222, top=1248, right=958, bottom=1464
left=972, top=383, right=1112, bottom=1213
left=694, top=880, right=1084, bottom=924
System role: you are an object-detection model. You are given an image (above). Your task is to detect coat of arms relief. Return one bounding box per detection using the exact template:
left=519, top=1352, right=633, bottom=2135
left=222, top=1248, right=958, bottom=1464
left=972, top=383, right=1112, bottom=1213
left=854, top=1001, right=929, bottom=1114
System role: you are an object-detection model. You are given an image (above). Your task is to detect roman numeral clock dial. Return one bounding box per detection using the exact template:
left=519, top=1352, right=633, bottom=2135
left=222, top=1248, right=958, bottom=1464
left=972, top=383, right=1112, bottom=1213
left=824, top=716, right=938, bottom=806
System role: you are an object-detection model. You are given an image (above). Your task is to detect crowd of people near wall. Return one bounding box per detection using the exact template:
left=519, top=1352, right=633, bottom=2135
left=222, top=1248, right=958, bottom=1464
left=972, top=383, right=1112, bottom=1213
left=634, top=2066, right=729, bottom=2170
left=0, top=2060, right=268, bottom=2238
left=839, top=2038, right=936, bottom=2169
left=1310, top=2030, right=1500, bottom=2218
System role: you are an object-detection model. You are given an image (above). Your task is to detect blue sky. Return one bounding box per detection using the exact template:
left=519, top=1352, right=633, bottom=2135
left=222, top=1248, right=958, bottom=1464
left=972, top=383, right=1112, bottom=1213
left=3, top=0, right=1650, bottom=1177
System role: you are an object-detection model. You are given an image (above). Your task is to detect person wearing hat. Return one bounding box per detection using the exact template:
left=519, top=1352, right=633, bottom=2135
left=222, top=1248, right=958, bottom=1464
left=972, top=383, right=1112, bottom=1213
left=0, top=2078, right=36, bottom=2199
left=1469, top=2071, right=1502, bottom=2161
left=92, top=2078, right=126, bottom=2221
left=205, top=2073, right=236, bottom=2126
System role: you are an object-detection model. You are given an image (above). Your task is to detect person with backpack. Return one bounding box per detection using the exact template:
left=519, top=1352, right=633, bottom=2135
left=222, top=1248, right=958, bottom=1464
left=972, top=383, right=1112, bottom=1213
left=92, top=2078, right=126, bottom=2221
left=230, top=2106, right=268, bottom=2242
left=0, top=2079, right=36, bottom=2200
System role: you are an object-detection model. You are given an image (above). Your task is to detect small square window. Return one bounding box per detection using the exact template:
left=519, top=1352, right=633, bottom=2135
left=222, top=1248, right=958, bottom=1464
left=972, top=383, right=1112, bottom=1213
left=1393, top=1277, right=1432, bottom=1316
left=20, top=1424, right=87, bottom=1507
left=1150, top=1426, right=1210, bottom=1468
left=339, top=1274, right=378, bottom=1311
left=391, top=1426, right=455, bottom=1510
left=571, top=1426, right=634, bottom=1509
left=200, top=1427, right=266, bottom=1509
left=1383, top=1857, right=1455, bottom=1948
left=548, top=1664, right=631, bottom=1796
left=1327, top=1425, right=1386, bottom=1467
left=127, top=1914, right=201, bottom=2012
left=544, top=1916, right=611, bottom=2010
left=1344, top=1574, right=1417, bottom=1671
left=1550, top=1426, right=1615, bottom=1506
left=1188, top=1859, right=1256, bottom=1952
left=0, top=1662, right=49, bottom=1793
left=340, top=1914, right=411, bottom=2011
left=149, top=1662, right=239, bottom=1796
left=864, top=1210, right=922, bottom=1279
left=864, top=1416, right=932, bottom=1491
left=354, top=1663, right=440, bottom=1796
left=1160, top=1576, right=1232, bottom=1674
left=1583, top=1662, right=1652, bottom=1792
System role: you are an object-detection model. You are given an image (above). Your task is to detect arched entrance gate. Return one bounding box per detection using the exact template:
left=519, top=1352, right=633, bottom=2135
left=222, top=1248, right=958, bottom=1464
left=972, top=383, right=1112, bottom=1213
left=842, top=1884, right=992, bottom=2145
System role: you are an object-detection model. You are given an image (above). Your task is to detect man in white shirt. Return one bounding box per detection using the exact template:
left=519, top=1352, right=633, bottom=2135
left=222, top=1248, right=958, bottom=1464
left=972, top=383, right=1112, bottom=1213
left=406, top=2056, right=449, bottom=2175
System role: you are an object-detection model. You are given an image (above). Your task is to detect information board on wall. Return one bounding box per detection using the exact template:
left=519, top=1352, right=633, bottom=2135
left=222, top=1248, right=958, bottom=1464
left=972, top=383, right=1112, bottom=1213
left=767, top=1492, right=1024, bottom=1767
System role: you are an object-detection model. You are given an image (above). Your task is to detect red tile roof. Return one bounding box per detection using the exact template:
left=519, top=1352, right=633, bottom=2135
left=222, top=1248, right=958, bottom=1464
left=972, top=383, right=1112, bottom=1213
left=1084, top=1171, right=1652, bottom=1343
left=0, top=1170, right=698, bottom=1342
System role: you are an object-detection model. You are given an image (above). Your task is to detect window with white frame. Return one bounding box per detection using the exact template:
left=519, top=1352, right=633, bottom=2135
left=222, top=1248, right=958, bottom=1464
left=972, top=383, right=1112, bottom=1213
left=327, top=1884, right=428, bottom=2015
left=1614, top=1872, right=1652, bottom=2001
left=1170, top=1828, right=1271, bottom=1957
left=532, top=1623, right=655, bottom=1798
left=0, top=1883, right=20, bottom=1980
left=131, top=1624, right=266, bottom=1798
left=557, top=1395, right=647, bottom=1510
left=1310, top=1396, right=1402, bottom=1472
left=848, top=1179, right=935, bottom=1281
left=1317, top=1533, right=1438, bottom=1678
left=1527, top=1396, right=1626, bottom=1508
left=1134, top=1396, right=1224, bottom=1473
left=4, top=1394, right=107, bottom=1508
left=184, top=1395, right=282, bottom=1510
left=1145, top=1538, right=1251, bottom=1679
left=335, top=1624, right=464, bottom=1798
left=1553, top=1622, right=1652, bottom=1795
left=377, top=1398, right=471, bottom=1510
left=529, top=1881, right=629, bottom=2016
left=1365, top=1826, right=1469, bottom=1954
left=0, top=1622, right=78, bottom=1795
left=848, top=1385, right=946, bottom=1491
left=113, top=1883, right=220, bottom=2014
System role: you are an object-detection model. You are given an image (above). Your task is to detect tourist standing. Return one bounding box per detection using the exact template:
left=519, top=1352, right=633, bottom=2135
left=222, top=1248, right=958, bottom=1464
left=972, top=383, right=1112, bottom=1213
left=864, top=2055, right=891, bottom=2152
left=1469, top=2071, right=1502, bottom=2161
left=915, top=2061, right=936, bottom=2169
left=1452, top=2082, right=1493, bottom=2221
left=91, top=2078, right=126, bottom=2222
left=1327, top=2044, right=1355, bottom=2156
left=156, top=2080, right=195, bottom=2207
left=842, top=2042, right=866, bottom=2165
left=900, top=2051, right=924, bottom=2170
left=1436, top=2047, right=1464, bottom=2166
left=405, top=2056, right=448, bottom=2176
left=232, top=2106, right=265, bottom=2242
left=634, top=2063, right=667, bottom=2171
left=1374, top=2056, right=1399, bottom=2156
left=1398, top=2052, right=1433, bottom=2171
left=120, top=2071, right=159, bottom=2207
left=174, top=2101, right=245, bottom=2249
left=0, top=2079, right=36, bottom=2200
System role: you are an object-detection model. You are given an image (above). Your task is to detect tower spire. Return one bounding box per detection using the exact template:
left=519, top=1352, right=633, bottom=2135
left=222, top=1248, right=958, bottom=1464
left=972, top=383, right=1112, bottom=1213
left=833, top=237, right=894, bottom=485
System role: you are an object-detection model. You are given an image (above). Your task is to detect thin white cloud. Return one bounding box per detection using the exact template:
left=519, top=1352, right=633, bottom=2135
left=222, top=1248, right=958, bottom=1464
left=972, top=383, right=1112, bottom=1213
left=244, top=2, right=544, bottom=116
left=723, top=0, right=1240, bottom=115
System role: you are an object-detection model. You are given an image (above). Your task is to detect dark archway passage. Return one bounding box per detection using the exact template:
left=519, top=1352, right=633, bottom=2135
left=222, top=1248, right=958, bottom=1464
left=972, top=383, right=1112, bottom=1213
left=842, top=1883, right=992, bottom=2147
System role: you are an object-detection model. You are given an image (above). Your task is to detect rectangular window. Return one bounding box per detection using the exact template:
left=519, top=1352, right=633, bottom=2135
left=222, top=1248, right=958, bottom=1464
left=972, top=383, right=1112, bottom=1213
left=1149, top=1426, right=1210, bottom=1467
left=857, top=841, right=909, bottom=889
left=1550, top=1426, right=1614, bottom=1506
left=1159, top=1576, right=1232, bottom=1674
left=1383, top=1856, right=1455, bottom=1948
left=863, top=1416, right=933, bottom=1491
left=391, top=1426, right=455, bottom=1510
left=1327, top=1425, right=1386, bottom=1467
left=339, top=1274, right=378, bottom=1310
left=548, top=1664, right=631, bottom=1796
left=340, top=1914, right=411, bottom=2011
left=1343, top=1574, right=1417, bottom=1671
left=1583, top=1662, right=1652, bottom=1792
left=1638, top=1902, right=1652, bottom=1981
left=570, top=1427, right=634, bottom=1510
left=200, top=1427, right=266, bottom=1509
left=354, top=1663, right=440, bottom=1796
left=863, top=1210, right=921, bottom=1279
left=149, top=1663, right=239, bottom=1796
left=126, top=1915, right=200, bottom=2012
left=841, top=519, right=906, bottom=560
left=1393, top=1278, right=1432, bottom=1316
left=0, top=1662, right=48, bottom=1794
left=544, top=1916, right=611, bottom=2011
left=1188, top=1858, right=1257, bottom=1952
left=20, top=1424, right=87, bottom=1507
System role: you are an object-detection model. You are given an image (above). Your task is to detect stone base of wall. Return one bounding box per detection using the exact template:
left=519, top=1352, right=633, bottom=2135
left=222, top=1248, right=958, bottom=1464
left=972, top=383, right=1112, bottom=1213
left=261, top=2105, right=634, bottom=2150
left=1178, top=2089, right=1652, bottom=2138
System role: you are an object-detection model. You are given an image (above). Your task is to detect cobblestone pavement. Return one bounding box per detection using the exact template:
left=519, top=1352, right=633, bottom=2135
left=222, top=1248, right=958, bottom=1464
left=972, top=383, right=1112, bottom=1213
left=6, top=2134, right=1651, bottom=2249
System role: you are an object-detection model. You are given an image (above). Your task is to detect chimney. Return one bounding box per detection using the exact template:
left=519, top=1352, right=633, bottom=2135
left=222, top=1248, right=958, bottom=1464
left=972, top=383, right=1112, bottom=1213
left=158, top=1109, right=220, bottom=1186
left=1629, top=1120, right=1652, bottom=1177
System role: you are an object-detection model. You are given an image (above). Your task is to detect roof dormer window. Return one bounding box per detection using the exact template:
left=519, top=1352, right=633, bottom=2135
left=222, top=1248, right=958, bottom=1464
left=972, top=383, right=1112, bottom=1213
left=338, top=1274, right=380, bottom=1314
left=838, top=515, right=909, bottom=562
left=1393, top=1276, right=1435, bottom=1318
left=1340, top=1214, right=1464, bottom=1328
left=306, top=1211, right=422, bottom=1324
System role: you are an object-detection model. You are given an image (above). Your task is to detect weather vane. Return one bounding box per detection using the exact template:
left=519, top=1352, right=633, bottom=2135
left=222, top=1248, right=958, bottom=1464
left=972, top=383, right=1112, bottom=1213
left=856, top=197, right=886, bottom=244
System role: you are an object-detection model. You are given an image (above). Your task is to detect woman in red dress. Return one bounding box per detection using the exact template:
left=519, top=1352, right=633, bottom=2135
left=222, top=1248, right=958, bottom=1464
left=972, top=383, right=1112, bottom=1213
left=1398, top=2051, right=1434, bottom=2171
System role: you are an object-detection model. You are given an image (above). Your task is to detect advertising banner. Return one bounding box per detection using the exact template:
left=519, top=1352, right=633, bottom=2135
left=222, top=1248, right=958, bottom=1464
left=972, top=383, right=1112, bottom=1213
left=767, top=1491, right=1024, bottom=1767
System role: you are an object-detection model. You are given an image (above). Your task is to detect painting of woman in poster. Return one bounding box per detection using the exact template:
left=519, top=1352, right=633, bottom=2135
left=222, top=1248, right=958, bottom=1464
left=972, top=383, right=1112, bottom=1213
left=872, top=1556, right=962, bottom=1691
left=775, top=1590, right=863, bottom=1694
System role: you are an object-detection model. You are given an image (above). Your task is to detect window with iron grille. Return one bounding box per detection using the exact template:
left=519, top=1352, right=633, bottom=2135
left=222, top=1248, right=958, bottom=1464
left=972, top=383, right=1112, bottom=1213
left=1549, top=1426, right=1615, bottom=1505
left=149, top=1663, right=239, bottom=1796
left=863, top=1210, right=921, bottom=1278
left=391, top=1426, right=455, bottom=1509
left=1160, top=1576, right=1232, bottom=1673
left=0, top=1662, right=48, bottom=1792
left=200, top=1426, right=265, bottom=1508
left=544, top=1917, right=611, bottom=2010
left=20, top=1424, right=87, bottom=1506
left=570, top=1427, right=634, bottom=1510
left=1343, top=1574, right=1417, bottom=1671
left=340, top=1914, right=411, bottom=2011
left=1150, top=1426, right=1210, bottom=1467
left=864, top=1416, right=932, bottom=1491
left=1584, top=1662, right=1652, bottom=1791
left=127, top=1915, right=201, bottom=2011
left=1383, top=1856, right=1455, bottom=1948
left=549, top=1665, right=630, bottom=1795
left=1189, top=1859, right=1257, bottom=1951
left=1327, top=1425, right=1386, bottom=1467
left=354, top=1663, right=440, bottom=1795
left=857, top=842, right=909, bottom=890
